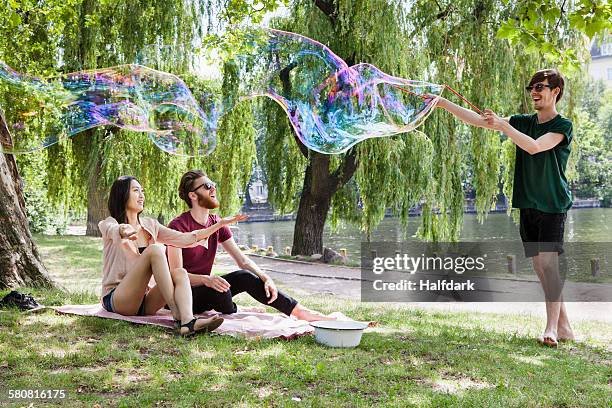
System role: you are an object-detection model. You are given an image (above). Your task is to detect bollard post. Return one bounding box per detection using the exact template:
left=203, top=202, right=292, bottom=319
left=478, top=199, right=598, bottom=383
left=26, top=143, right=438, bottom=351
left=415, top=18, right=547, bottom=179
left=285, top=246, right=291, bottom=255
left=340, top=248, right=347, bottom=257
left=507, top=255, right=516, bottom=274
left=591, top=258, right=600, bottom=277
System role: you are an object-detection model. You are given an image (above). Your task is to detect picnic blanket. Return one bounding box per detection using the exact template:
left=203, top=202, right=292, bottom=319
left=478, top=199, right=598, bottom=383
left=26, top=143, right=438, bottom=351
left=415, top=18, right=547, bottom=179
left=53, top=304, right=344, bottom=340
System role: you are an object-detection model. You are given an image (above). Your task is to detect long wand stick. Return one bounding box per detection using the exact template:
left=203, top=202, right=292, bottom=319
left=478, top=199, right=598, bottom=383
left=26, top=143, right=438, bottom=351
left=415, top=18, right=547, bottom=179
left=395, top=84, right=484, bottom=115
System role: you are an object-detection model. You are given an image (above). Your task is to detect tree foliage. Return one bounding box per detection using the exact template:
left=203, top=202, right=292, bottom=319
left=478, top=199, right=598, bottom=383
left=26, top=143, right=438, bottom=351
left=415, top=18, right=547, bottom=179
left=572, top=84, right=612, bottom=206
left=2, top=0, right=609, bottom=247
left=497, top=0, right=611, bottom=71
left=256, top=0, right=590, bottom=245
left=1, top=0, right=274, bottom=231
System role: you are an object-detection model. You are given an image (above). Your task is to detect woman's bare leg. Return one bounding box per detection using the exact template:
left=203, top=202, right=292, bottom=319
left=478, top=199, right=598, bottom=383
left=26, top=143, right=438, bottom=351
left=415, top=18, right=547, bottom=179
left=142, top=268, right=192, bottom=321
left=170, top=268, right=194, bottom=324
left=144, top=268, right=221, bottom=334
left=111, top=244, right=178, bottom=318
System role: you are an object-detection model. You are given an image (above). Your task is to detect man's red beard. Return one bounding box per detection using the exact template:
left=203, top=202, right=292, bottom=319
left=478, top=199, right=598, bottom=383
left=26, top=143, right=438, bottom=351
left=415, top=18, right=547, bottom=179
left=195, top=190, right=219, bottom=209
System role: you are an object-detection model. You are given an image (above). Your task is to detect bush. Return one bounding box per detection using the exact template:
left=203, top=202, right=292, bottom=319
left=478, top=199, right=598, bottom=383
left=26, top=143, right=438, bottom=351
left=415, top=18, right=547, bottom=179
left=24, top=189, right=68, bottom=234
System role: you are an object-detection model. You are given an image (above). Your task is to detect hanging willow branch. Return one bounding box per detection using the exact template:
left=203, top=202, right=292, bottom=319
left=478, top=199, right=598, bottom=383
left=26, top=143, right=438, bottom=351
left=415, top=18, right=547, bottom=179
left=257, top=0, right=559, bottom=243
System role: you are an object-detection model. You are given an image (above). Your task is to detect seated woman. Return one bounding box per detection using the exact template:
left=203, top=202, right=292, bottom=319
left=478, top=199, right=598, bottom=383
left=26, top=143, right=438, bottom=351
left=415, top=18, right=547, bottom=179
left=99, top=175, right=247, bottom=336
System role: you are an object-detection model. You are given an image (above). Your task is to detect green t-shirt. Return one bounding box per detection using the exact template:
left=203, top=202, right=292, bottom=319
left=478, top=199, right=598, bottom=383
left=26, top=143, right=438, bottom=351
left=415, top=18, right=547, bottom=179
left=509, top=113, right=573, bottom=213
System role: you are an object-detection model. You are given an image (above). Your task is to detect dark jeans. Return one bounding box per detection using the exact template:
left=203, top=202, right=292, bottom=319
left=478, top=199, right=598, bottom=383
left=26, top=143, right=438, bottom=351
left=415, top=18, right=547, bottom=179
left=191, top=270, right=298, bottom=316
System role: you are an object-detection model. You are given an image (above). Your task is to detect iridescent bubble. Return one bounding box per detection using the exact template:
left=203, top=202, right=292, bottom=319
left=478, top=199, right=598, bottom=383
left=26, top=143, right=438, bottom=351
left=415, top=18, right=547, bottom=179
left=0, top=62, right=217, bottom=155
left=0, top=27, right=444, bottom=156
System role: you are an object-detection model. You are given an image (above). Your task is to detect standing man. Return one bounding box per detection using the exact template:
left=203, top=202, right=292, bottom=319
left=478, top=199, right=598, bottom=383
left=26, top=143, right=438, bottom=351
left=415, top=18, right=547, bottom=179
left=167, top=170, right=334, bottom=322
left=436, top=69, right=574, bottom=347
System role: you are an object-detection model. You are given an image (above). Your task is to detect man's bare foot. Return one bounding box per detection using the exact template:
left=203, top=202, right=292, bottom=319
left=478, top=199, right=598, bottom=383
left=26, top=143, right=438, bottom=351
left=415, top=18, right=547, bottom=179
left=537, top=332, right=558, bottom=348
left=290, top=305, right=336, bottom=322
left=557, top=326, right=575, bottom=341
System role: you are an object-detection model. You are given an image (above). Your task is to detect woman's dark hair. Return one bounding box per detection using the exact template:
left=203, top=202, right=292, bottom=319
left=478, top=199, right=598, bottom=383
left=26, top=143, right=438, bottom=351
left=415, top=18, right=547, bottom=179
left=108, top=176, right=141, bottom=224
left=528, top=69, right=565, bottom=102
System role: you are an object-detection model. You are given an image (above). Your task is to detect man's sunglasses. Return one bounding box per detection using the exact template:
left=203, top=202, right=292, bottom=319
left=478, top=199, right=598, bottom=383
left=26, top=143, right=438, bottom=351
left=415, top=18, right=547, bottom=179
left=526, top=83, right=554, bottom=92
left=191, top=181, right=216, bottom=192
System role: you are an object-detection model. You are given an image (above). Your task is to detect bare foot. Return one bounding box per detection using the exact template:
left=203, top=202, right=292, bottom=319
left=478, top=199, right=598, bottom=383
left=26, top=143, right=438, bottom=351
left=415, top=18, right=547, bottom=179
left=557, top=326, right=575, bottom=341
left=537, top=332, right=558, bottom=348
left=290, top=305, right=336, bottom=322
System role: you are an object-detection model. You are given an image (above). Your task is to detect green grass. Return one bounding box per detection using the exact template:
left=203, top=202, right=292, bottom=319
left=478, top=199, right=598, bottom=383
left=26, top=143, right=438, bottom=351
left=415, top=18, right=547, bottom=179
left=0, top=235, right=609, bottom=407
left=33, top=234, right=103, bottom=294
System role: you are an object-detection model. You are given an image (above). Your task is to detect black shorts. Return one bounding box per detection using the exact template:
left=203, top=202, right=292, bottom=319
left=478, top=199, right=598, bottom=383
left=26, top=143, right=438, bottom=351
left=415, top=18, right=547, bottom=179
left=519, top=208, right=566, bottom=258
left=102, top=288, right=147, bottom=316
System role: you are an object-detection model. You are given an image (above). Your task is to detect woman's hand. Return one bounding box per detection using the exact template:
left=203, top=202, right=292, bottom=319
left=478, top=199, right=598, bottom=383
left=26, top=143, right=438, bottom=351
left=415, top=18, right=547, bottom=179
left=220, top=213, right=249, bottom=226
left=118, top=224, right=140, bottom=240
left=203, top=275, right=231, bottom=293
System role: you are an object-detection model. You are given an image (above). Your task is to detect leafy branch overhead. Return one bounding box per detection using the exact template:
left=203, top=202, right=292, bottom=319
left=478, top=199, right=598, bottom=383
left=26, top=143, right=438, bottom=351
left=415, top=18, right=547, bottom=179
left=497, top=0, right=612, bottom=71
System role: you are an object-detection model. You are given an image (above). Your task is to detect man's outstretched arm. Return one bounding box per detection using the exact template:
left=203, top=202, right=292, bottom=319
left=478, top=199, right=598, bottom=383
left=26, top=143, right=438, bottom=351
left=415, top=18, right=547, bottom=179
left=437, top=98, right=564, bottom=155
left=436, top=97, right=497, bottom=130
left=221, top=237, right=278, bottom=303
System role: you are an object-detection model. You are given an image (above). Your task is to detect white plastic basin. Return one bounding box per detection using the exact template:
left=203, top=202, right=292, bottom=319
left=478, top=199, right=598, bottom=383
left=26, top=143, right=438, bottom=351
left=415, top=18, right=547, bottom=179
left=310, top=320, right=368, bottom=348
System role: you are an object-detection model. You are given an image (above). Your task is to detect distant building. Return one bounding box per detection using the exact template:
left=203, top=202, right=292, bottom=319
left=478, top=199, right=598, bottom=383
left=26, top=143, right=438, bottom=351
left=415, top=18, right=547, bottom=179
left=248, top=178, right=268, bottom=204
left=244, top=165, right=269, bottom=206
left=590, top=35, right=612, bottom=87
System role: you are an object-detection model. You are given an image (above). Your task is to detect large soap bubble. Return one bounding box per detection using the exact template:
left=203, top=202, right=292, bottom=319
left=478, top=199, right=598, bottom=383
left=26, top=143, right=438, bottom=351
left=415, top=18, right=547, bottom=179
left=0, top=62, right=217, bottom=155
left=0, top=27, right=444, bottom=156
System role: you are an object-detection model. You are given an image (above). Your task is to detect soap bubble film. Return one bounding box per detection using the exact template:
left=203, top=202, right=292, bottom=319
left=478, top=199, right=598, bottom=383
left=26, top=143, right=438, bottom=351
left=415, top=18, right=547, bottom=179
left=0, top=27, right=444, bottom=156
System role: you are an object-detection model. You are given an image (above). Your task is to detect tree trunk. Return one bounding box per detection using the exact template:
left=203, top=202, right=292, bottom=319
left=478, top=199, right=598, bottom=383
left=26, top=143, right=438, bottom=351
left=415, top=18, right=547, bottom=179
left=291, top=155, right=333, bottom=255
left=80, top=0, right=105, bottom=236
left=85, top=136, right=106, bottom=237
left=0, top=112, right=53, bottom=288
left=86, top=176, right=106, bottom=236
left=291, top=151, right=357, bottom=255
left=289, top=0, right=361, bottom=255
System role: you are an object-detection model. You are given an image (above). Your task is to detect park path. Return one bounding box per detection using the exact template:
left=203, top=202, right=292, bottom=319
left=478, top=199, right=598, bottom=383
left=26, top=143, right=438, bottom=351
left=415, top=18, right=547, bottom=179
left=214, top=253, right=612, bottom=324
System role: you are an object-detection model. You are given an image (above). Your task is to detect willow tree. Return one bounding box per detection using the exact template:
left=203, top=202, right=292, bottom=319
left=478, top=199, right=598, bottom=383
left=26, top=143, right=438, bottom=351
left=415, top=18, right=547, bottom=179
left=28, top=0, right=265, bottom=236
left=0, top=0, right=79, bottom=287
left=0, top=113, right=53, bottom=287
left=259, top=0, right=586, bottom=255
left=44, top=0, right=205, bottom=235
left=0, top=0, right=268, bottom=290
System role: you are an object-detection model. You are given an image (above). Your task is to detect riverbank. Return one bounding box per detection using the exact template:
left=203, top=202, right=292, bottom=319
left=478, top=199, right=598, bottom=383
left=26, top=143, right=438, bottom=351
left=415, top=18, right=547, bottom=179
left=240, top=198, right=603, bottom=223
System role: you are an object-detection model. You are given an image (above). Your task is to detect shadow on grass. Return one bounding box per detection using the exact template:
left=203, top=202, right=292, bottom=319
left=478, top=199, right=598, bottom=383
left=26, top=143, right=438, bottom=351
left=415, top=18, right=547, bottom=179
left=1, top=287, right=610, bottom=407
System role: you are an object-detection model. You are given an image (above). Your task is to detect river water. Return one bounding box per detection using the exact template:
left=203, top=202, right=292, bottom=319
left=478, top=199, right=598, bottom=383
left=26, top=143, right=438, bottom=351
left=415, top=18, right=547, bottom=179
left=233, top=208, right=611, bottom=256
left=232, top=208, right=611, bottom=282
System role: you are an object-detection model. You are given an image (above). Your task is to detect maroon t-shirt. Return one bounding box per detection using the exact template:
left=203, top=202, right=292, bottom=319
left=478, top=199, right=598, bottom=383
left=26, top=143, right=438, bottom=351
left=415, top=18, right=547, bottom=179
left=168, top=212, right=232, bottom=275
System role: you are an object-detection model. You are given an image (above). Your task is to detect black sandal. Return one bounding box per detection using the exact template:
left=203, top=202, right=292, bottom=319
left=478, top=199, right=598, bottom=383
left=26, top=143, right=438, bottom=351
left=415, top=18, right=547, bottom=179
left=179, top=316, right=224, bottom=337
